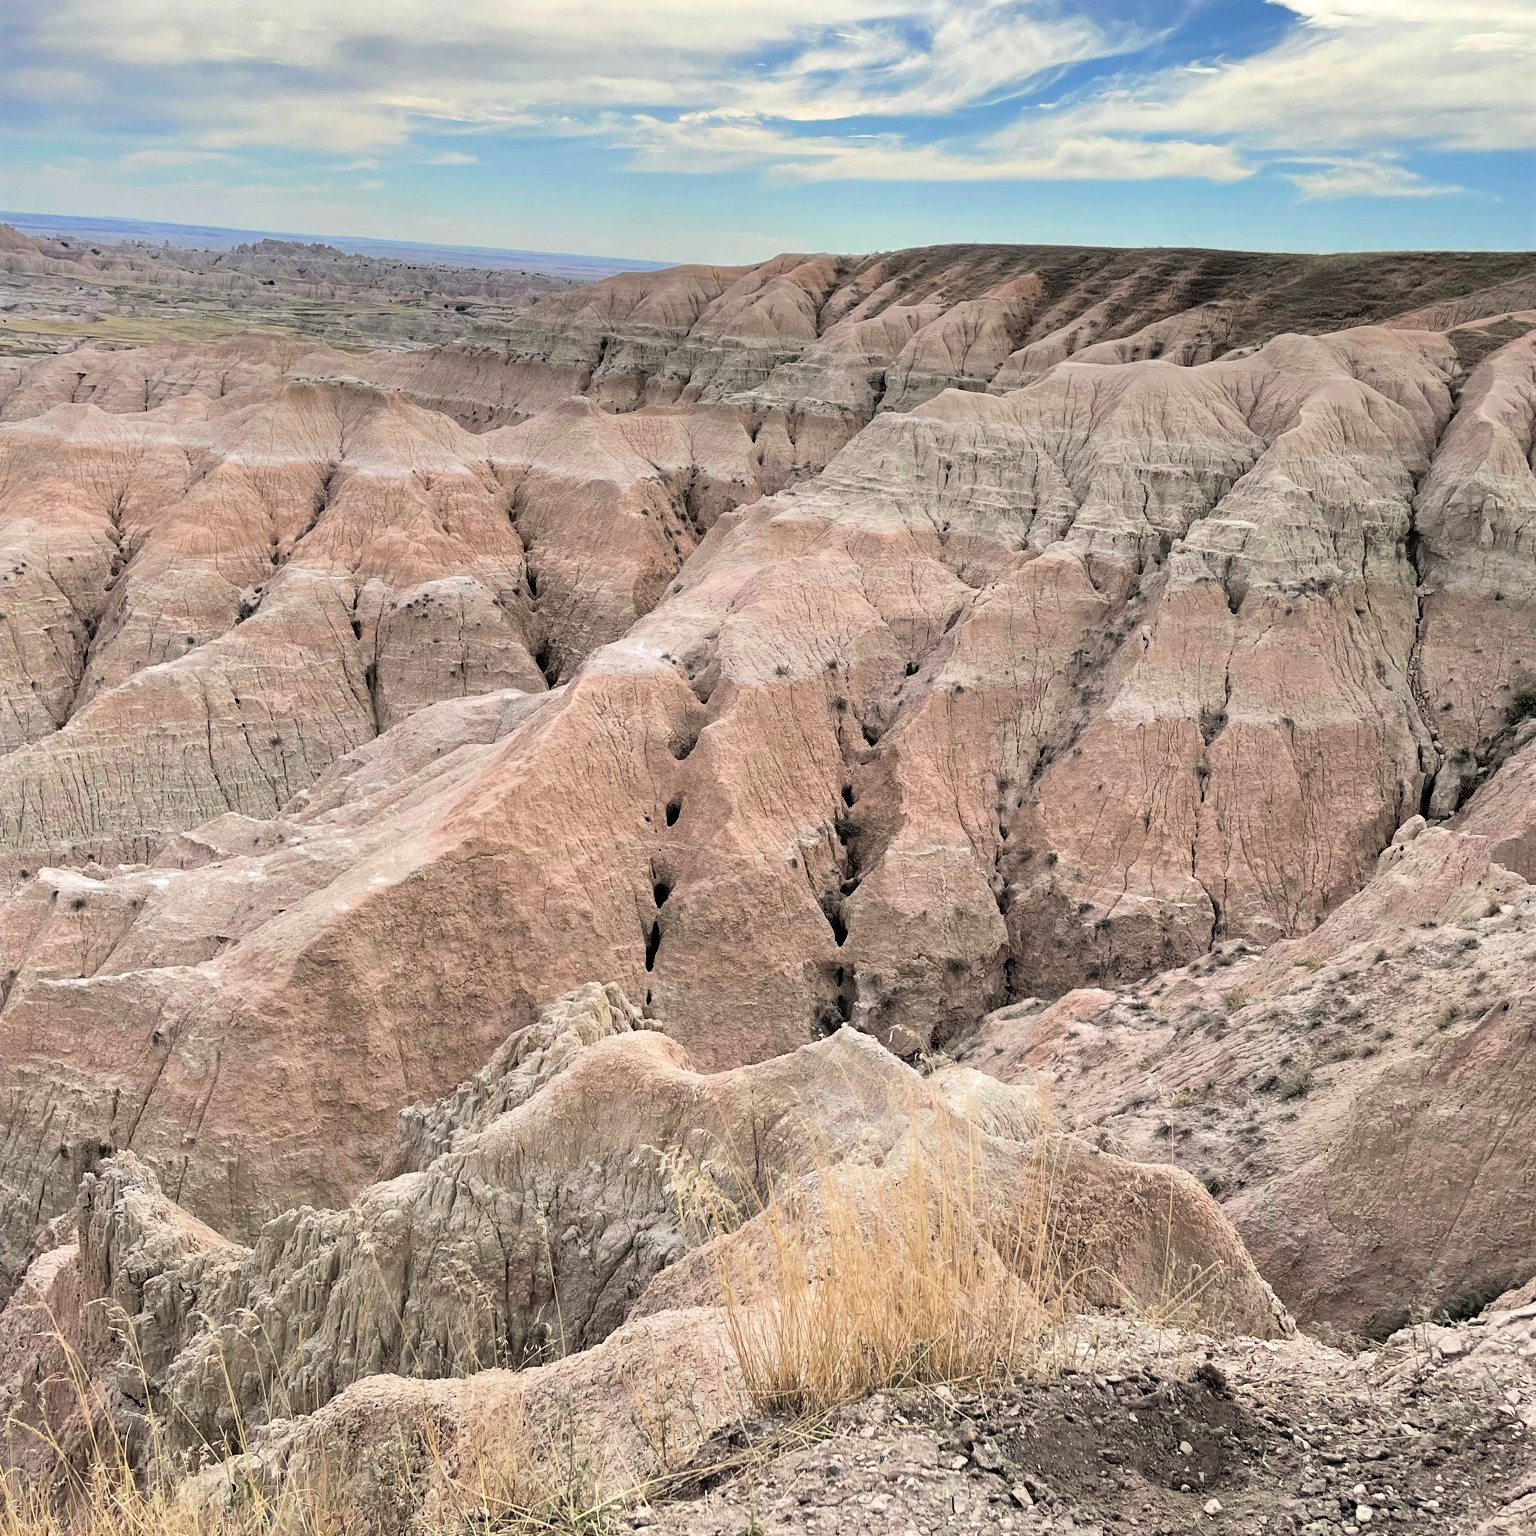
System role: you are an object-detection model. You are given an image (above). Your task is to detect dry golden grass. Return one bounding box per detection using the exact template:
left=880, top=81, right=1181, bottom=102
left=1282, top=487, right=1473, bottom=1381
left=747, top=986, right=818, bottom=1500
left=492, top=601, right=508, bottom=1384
left=0, top=1320, right=616, bottom=1536
left=0, top=1465, right=336, bottom=1536
left=711, top=1114, right=1080, bottom=1417
left=1, top=1393, right=624, bottom=1536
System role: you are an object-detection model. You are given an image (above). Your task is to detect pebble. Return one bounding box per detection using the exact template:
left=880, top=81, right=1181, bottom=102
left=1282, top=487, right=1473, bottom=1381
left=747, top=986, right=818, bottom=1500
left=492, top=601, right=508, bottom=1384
left=1180, top=1440, right=1194, bottom=1455
left=1357, top=1505, right=1375, bottom=1523
left=1204, top=1498, right=1223, bottom=1516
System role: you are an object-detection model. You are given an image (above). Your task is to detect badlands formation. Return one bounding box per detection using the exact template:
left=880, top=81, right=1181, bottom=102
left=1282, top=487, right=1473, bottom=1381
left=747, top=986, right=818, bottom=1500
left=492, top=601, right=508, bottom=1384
left=0, top=224, right=576, bottom=354
left=0, top=232, right=1535, bottom=1532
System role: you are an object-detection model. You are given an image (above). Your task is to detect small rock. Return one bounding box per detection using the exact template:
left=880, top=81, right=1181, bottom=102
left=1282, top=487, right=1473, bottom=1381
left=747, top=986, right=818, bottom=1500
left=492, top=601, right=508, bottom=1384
left=1439, top=1335, right=1466, bottom=1358
left=1194, top=1362, right=1229, bottom=1394
left=1356, top=1506, right=1375, bottom=1524
left=1204, top=1498, right=1223, bottom=1516
left=973, top=1437, right=1004, bottom=1471
left=1180, top=1441, right=1194, bottom=1456
left=1011, top=1484, right=1035, bottom=1509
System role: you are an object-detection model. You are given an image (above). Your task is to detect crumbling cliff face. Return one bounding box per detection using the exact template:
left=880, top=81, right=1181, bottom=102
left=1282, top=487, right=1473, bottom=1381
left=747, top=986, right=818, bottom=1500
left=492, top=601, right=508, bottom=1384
left=0, top=243, right=1532, bottom=1358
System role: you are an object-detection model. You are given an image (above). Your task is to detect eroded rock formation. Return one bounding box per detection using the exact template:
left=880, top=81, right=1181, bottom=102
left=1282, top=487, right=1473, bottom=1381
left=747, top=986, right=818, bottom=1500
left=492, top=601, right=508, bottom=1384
left=0, top=245, right=1532, bottom=1424
left=0, top=983, right=1280, bottom=1503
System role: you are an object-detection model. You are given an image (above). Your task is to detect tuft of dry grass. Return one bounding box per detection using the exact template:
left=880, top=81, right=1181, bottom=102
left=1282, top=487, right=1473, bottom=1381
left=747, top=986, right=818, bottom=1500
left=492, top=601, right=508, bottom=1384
left=0, top=1454, right=332, bottom=1536
left=712, top=1120, right=1078, bottom=1418
left=1, top=1321, right=622, bottom=1536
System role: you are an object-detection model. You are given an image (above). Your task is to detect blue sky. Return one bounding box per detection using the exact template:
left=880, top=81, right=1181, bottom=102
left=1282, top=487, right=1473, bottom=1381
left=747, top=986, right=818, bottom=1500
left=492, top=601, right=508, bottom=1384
left=1, top=0, right=1531, bottom=263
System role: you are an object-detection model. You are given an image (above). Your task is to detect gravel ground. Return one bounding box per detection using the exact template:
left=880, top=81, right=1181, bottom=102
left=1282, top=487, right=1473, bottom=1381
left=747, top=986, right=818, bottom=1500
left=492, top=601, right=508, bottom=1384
left=636, top=1292, right=1535, bottom=1535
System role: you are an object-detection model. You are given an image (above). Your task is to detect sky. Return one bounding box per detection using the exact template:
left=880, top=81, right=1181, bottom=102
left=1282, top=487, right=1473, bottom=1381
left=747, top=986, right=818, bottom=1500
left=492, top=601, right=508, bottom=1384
left=1, top=0, right=1532, bottom=264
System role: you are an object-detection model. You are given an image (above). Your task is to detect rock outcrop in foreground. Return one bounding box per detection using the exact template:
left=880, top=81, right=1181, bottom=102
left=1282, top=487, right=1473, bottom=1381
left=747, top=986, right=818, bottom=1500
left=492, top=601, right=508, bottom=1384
left=0, top=239, right=1533, bottom=1533
left=0, top=984, right=1281, bottom=1506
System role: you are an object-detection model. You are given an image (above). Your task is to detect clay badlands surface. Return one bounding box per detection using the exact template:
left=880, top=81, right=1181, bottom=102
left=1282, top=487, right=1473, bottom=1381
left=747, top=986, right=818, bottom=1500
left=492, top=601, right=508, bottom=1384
left=1, top=221, right=1536, bottom=1533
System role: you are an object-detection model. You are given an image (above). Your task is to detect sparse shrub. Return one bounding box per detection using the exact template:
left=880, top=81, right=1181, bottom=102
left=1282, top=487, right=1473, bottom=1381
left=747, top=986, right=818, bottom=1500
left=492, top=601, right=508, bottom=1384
left=1507, top=687, right=1536, bottom=725
left=1276, top=1069, right=1313, bottom=1102
left=1221, top=988, right=1250, bottom=1013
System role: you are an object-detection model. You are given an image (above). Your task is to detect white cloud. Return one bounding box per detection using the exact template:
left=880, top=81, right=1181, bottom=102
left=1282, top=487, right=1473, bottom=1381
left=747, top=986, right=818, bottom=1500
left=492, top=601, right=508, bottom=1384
left=1282, top=156, right=1465, bottom=200
left=1058, top=0, right=1536, bottom=157
left=8, top=1, right=1147, bottom=153
left=2, top=0, right=1527, bottom=195
left=118, top=147, right=235, bottom=169
left=628, top=114, right=1250, bottom=184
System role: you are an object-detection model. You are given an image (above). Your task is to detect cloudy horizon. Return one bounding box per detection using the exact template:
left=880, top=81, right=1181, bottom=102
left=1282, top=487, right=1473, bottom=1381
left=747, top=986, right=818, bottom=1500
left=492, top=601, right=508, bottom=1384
left=1, top=0, right=1531, bottom=263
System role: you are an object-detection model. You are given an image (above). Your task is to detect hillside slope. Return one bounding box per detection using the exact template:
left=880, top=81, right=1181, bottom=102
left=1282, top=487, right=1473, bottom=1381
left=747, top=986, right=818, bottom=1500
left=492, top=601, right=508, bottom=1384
left=0, top=243, right=1532, bottom=1344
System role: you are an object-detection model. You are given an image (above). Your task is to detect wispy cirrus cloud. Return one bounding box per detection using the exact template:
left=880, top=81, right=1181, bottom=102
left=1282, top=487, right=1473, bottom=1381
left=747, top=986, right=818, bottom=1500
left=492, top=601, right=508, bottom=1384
left=117, top=146, right=236, bottom=169
left=0, top=0, right=1526, bottom=209
left=622, top=112, right=1250, bottom=184
left=1056, top=0, right=1536, bottom=158
left=1282, top=156, right=1465, bottom=200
